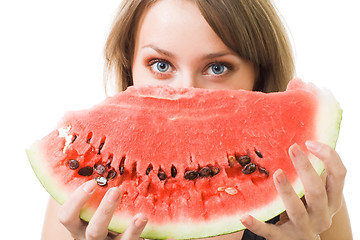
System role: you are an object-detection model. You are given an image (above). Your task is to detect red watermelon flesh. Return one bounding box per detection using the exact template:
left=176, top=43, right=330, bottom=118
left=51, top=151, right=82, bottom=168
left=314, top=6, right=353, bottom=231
left=26, top=78, right=342, bottom=239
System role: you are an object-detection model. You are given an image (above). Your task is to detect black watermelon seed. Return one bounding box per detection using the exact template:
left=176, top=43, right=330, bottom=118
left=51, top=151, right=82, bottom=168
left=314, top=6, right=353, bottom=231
left=258, top=166, right=269, bottom=177
left=95, top=176, right=107, bottom=186
left=68, top=159, right=79, bottom=170
left=146, top=165, right=153, bottom=175
left=184, top=170, right=198, bottom=180
left=78, top=166, right=93, bottom=176
left=158, top=170, right=167, bottom=181
left=119, top=156, right=125, bottom=175
left=255, top=150, right=263, bottom=158
left=70, top=135, right=77, bottom=144
left=94, top=164, right=106, bottom=174
left=171, top=166, right=177, bottom=178
left=211, top=167, right=220, bottom=176
left=119, top=166, right=125, bottom=175
left=237, top=155, right=251, bottom=166
left=242, top=163, right=256, bottom=175
left=199, top=167, right=212, bottom=178
left=107, top=169, right=117, bottom=179
left=98, top=142, right=104, bottom=155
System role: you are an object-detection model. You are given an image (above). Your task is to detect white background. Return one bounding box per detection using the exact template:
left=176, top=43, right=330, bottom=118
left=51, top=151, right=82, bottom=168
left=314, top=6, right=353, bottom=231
left=0, top=0, right=359, bottom=239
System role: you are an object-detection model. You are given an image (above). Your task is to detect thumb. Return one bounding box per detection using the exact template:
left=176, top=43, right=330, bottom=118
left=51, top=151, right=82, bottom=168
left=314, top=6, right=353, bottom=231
left=241, top=214, right=280, bottom=239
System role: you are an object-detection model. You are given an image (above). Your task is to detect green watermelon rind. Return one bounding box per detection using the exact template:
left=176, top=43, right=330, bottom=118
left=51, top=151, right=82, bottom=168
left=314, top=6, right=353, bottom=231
left=26, top=143, right=69, bottom=205
left=26, top=84, right=342, bottom=240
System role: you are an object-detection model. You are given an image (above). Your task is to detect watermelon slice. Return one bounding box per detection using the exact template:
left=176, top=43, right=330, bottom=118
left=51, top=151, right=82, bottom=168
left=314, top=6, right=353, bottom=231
left=26, top=78, right=342, bottom=239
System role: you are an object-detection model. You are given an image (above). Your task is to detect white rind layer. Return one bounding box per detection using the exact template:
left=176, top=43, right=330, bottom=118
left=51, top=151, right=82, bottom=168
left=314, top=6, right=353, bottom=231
left=315, top=88, right=342, bottom=148
left=310, top=85, right=342, bottom=177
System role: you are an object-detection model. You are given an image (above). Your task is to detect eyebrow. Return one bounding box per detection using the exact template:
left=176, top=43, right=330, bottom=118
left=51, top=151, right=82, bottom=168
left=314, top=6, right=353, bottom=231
left=142, top=44, right=236, bottom=60
left=142, top=45, right=175, bottom=58
left=202, top=52, right=236, bottom=59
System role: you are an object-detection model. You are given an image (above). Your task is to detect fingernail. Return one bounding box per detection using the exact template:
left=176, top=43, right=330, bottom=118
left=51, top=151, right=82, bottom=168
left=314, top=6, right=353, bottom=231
left=274, top=169, right=287, bottom=185
left=82, top=180, right=97, bottom=193
left=134, top=213, right=148, bottom=228
left=289, top=143, right=301, bottom=158
left=306, top=141, right=322, bottom=153
left=107, top=188, right=121, bottom=202
left=240, top=214, right=252, bottom=226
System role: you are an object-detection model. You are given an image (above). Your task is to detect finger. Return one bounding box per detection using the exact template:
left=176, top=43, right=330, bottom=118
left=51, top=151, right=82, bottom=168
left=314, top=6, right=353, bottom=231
left=120, top=213, right=148, bottom=240
left=273, top=169, right=308, bottom=227
left=107, top=230, right=121, bottom=239
left=289, top=143, right=328, bottom=214
left=86, top=187, right=122, bottom=240
left=305, top=141, right=347, bottom=213
left=58, top=180, right=98, bottom=235
left=241, top=214, right=280, bottom=239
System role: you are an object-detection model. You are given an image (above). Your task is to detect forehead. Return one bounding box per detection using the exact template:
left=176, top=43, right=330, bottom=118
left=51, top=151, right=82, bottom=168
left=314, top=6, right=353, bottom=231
left=135, top=0, right=231, bottom=54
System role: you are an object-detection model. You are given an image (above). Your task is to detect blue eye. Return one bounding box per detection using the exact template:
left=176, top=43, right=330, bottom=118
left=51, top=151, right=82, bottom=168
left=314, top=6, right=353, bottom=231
left=211, top=63, right=225, bottom=75
left=155, top=61, right=170, bottom=72
left=148, top=59, right=174, bottom=78
left=205, top=62, right=231, bottom=76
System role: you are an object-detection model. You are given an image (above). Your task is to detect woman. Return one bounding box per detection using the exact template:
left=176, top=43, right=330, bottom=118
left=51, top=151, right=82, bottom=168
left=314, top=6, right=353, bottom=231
left=42, top=0, right=352, bottom=239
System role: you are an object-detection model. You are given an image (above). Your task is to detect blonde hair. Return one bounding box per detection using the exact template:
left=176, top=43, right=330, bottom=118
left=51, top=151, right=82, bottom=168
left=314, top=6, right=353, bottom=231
left=104, top=0, right=294, bottom=93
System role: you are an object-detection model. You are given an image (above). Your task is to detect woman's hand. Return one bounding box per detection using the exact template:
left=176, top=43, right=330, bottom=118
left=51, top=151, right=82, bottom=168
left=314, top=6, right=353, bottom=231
left=58, top=180, right=148, bottom=240
left=241, top=141, right=347, bottom=240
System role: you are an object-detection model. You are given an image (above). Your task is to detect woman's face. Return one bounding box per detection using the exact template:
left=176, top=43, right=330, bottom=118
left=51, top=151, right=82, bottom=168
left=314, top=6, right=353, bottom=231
left=132, top=0, right=256, bottom=90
